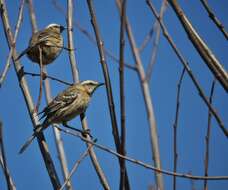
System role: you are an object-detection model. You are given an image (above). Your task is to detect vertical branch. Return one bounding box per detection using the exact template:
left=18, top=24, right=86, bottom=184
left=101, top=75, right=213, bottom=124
left=204, top=79, right=216, bottom=190
left=67, top=1, right=110, bottom=189
left=0, top=120, right=16, bottom=190
left=146, top=0, right=228, bottom=138
left=168, top=0, right=228, bottom=92
left=119, top=0, right=128, bottom=190
left=199, top=0, right=228, bottom=40
left=86, top=0, right=131, bottom=189
left=172, top=68, right=185, bottom=190
left=146, top=0, right=167, bottom=82
left=26, top=1, right=73, bottom=189
left=116, top=0, right=164, bottom=189
left=0, top=0, right=25, bottom=87
left=0, top=0, right=61, bottom=188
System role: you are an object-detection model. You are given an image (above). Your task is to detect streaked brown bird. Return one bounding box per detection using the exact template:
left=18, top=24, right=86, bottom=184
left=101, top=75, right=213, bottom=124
left=16, top=23, right=65, bottom=65
left=19, top=80, right=104, bottom=154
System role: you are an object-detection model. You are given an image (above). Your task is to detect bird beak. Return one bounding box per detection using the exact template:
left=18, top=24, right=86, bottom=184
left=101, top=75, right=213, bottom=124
left=60, top=25, right=66, bottom=32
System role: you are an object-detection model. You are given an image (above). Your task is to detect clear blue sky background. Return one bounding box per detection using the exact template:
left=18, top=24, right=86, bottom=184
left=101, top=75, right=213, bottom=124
left=0, top=0, right=227, bottom=190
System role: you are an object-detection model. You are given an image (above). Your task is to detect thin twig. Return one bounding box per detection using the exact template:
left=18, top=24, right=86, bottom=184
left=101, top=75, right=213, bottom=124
left=138, top=26, right=155, bottom=52
left=168, top=0, right=228, bottom=92
left=59, top=146, right=91, bottom=190
left=116, top=0, right=164, bottom=189
left=24, top=71, right=73, bottom=86
left=172, top=68, right=185, bottom=190
left=0, top=0, right=25, bottom=88
left=146, top=0, right=228, bottom=138
left=204, top=79, right=216, bottom=190
left=87, top=1, right=131, bottom=189
left=119, top=0, right=128, bottom=189
left=67, top=1, right=110, bottom=189
left=0, top=120, right=16, bottom=190
left=145, top=0, right=168, bottom=82
left=50, top=0, right=136, bottom=71
left=0, top=1, right=61, bottom=188
left=56, top=125, right=228, bottom=181
left=199, top=0, right=228, bottom=40
left=26, top=0, right=37, bottom=33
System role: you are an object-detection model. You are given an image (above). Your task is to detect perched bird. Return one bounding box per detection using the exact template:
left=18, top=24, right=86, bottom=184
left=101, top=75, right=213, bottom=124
left=19, top=80, right=104, bottom=154
left=16, top=23, right=65, bottom=65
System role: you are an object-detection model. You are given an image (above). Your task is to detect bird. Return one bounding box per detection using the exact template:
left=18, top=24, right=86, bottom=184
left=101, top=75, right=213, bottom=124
left=19, top=80, right=104, bottom=154
left=16, top=23, right=65, bottom=65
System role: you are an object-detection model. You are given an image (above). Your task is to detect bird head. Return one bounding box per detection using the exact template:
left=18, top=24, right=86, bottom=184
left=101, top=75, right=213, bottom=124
left=46, top=23, right=66, bottom=33
left=81, top=80, right=104, bottom=95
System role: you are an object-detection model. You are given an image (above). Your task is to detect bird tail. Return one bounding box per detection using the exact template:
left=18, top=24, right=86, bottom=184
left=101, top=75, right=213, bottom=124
left=18, top=125, right=43, bottom=154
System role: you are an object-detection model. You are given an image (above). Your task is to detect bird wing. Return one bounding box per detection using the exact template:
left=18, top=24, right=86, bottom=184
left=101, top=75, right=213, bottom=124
left=39, top=87, right=79, bottom=120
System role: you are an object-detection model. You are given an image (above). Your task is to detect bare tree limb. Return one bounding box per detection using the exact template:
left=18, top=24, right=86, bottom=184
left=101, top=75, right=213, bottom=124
left=26, top=0, right=37, bottom=33
left=59, top=146, right=91, bottom=190
left=116, top=0, right=164, bottom=189
left=172, top=68, right=185, bottom=190
left=0, top=1, right=61, bottom=188
left=67, top=1, right=110, bottom=189
left=146, top=0, right=228, bottom=138
left=199, top=0, right=228, bottom=40
left=168, top=0, right=228, bottom=92
left=0, top=0, right=25, bottom=88
left=86, top=1, right=131, bottom=189
left=0, top=120, right=16, bottom=190
left=204, top=79, right=216, bottom=190
left=119, top=0, right=128, bottom=189
left=56, top=125, right=228, bottom=181
left=145, top=0, right=168, bottom=82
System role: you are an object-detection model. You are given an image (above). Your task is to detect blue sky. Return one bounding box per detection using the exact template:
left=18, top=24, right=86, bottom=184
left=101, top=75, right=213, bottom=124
left=0, top=0, right=227, bottom=190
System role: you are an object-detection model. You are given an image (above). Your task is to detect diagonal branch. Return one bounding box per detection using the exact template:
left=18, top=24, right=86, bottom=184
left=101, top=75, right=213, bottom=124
left=116, top=0, right=164, bottom=189
left=146, top=0, right=228, bottom=138
left=168, top=0, right=228, bottom=92
left=66, top=1, right=110, bottom=189
left=199, top=0, right=228, bottom=40
left=0, top=0, right=61, bottom=188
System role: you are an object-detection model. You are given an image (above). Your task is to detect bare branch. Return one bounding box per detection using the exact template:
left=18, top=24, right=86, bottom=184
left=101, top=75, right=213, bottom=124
left=66, top=1, right=110, bottom=189
left=116, top=0, right=164, bottom=189
left=146, top=0, right=228, bottom=138
left=199, top=0, right=228, bottom=40
left=119, top=0, right=128, bottom=189
left=0, top=0, right=25, bottom=88
left=172, top=68, right=185, bottom=190
left=204, top=79, right=216, bottom=190
left=0, top=0, right=61, bottom=188
left=168, top=0, right=228, bottom=92
left=26, top=0, right=37, bottom=33
left=56, top=125, right=228, bottom=181
left=0, top=120, right=16, bottom=190
left=59, top=146, right=91, bottom=190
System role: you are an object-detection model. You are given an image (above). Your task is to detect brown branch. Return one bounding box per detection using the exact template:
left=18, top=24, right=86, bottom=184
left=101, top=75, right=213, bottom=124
left=172, top=68, right=185, bottom=190
left=24, top=71, right=73, bottom=86
left=116, top=0, right=164, bottom=189
left=204, top=79, right=216, bottom=190
left=138, top=26, right=155, bottom=52
left=67, top=1, right=110, bottom=189
left=0, top=0, right=25, bottom=88
left=199, top=0, right=228, bottom=40
left=146, top=0, right=228, bottom=138
left=0, top=120, right=16, bottom=190
left=50, top=0, right=136, bottom=71
left=0, top=0, right=61, bottom=188
left=59, top=146, right=91, bottom=190
left=26, top=0, right=37, bottom=33
left=145, top=0, right=168, bottom=82
left=119, top=0, right=128, bottom=189
left=86, top=1, right=131, bottom=189
left=168, top=0, right=228, bottom=92
left=55, top=125, right=228, bottom=181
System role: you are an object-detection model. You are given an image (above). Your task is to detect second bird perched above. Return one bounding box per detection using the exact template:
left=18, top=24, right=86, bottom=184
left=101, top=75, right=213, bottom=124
left=16, top=23, right=65, bottom=65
